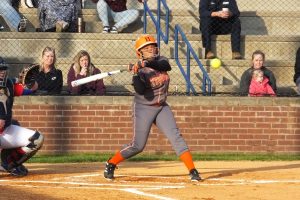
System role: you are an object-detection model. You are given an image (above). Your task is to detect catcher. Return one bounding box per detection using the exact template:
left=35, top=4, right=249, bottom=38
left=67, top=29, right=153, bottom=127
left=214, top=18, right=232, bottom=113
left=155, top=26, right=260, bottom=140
left=0, top=64, right=44, bottom=176
left=103, top=34, right=201, bottom=182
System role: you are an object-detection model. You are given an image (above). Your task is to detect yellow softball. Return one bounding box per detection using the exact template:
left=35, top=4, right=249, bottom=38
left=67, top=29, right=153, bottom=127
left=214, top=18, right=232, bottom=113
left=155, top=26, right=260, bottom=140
left=210, top=58, right=222, bottom=69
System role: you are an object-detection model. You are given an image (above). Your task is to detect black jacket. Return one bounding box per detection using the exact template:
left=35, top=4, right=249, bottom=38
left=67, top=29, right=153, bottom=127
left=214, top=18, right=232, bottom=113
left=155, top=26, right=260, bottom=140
left=240, top=66, right=277, bottom=95
left=293, top=47, right=300, bottom=84
left=199, top=0, right=240, bottom=18
left=35, top=67, right=63, bottom=94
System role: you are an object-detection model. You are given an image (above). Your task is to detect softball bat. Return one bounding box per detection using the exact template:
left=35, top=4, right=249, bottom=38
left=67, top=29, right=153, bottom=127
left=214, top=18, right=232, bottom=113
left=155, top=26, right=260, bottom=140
left=71, top=69, right=127, bottom=87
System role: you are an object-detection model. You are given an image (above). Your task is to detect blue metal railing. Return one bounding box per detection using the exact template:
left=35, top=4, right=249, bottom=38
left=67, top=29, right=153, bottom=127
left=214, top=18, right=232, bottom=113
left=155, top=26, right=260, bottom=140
left=174, top=25, right=212, bottom=95
left=143, top=0, right=169, bottom=47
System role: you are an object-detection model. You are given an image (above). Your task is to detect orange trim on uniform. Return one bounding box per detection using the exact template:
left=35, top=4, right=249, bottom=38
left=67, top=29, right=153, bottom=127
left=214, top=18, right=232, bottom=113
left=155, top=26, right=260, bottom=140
left=109, top=151, right=125, bottom=165
left=179, top=151, right=195, bottom=171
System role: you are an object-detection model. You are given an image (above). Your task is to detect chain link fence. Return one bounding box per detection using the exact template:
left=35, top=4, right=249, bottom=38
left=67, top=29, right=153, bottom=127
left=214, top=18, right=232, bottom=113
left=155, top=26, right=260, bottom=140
left=0, top=0, right=299, bottom=96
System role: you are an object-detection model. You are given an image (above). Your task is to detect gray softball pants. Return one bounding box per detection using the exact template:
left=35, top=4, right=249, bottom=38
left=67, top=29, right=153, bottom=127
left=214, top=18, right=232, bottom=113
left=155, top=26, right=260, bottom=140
left=120, top=102, right=189, bottom=159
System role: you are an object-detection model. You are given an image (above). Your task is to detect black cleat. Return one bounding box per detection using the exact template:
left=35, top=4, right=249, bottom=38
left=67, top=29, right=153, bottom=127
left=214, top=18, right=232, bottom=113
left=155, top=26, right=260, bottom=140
left=10, top=164, right=28, bottom=176
left=104, top=162, right=116, bottom=180
left=189, top=168, right=202, bottom=182
left=1, top=163, right=28, bottom=177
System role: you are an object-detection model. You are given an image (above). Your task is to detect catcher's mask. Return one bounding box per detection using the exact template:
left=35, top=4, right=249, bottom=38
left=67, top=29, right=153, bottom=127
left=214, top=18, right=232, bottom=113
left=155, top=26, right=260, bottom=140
left=0, top=65, right=9, bottom=88
left=135, top=34, right=159, bottom=61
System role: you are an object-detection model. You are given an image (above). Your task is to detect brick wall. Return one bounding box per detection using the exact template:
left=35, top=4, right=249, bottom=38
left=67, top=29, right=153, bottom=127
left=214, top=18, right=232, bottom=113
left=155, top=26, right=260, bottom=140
left=14, top=96, right=300, bottom=154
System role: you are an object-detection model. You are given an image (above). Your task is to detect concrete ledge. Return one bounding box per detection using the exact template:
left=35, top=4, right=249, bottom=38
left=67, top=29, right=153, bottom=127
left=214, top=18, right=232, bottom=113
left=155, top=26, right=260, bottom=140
left=14, top=95, right=300, bottom=106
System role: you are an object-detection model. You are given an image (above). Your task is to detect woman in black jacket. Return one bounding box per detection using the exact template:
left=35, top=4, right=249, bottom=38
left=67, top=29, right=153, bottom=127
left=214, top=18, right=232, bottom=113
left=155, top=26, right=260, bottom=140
left=240, top=50, right=277, bottom=96
left=35, top=47, right=63, bottom=94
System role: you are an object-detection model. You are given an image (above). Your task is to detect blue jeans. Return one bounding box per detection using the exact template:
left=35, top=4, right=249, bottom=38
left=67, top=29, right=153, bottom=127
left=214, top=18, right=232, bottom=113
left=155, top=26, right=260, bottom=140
left=0, top=0, right=21, bottom=31
left=96, top=0, right=139, bottom=30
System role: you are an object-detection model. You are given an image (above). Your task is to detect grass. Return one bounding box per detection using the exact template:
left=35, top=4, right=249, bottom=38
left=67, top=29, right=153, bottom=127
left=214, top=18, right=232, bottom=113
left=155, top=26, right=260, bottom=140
left=28, top=153, right=300, bottom=163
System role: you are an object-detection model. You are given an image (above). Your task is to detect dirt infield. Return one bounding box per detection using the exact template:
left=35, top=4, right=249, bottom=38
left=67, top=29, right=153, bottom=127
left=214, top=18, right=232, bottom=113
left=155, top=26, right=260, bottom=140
left=1, top=161, right=300, bottom=200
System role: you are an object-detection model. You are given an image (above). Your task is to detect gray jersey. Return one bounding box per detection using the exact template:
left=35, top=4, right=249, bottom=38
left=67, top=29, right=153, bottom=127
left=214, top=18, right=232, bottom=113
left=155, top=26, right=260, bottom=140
left=134, top=56, right=170, bottom=106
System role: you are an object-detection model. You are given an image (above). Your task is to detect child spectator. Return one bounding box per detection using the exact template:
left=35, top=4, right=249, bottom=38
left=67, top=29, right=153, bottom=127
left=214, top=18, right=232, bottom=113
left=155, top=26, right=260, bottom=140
left=249, top=69, right=276, bottom=97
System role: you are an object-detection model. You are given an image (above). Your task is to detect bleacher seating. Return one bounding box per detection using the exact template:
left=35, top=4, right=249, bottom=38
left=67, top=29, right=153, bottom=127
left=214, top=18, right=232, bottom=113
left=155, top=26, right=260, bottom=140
left=0, top=0, right=299, bottom=95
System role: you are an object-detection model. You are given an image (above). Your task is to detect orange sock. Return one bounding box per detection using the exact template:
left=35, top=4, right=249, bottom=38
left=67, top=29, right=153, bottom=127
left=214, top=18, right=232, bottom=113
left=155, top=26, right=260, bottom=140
left=179, top=151, right=195, bottom=171
left=108, top=151, right=125, bottom=165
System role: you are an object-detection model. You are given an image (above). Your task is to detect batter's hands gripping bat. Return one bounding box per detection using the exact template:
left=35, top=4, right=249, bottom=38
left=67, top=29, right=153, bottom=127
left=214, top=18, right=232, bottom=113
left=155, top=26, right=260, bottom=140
left=71, top=69, right=127, bottom=87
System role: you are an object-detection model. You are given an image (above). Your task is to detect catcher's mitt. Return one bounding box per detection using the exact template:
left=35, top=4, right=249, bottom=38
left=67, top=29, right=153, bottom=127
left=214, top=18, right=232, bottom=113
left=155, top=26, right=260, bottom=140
left=19, top=64, right=40, bottom=89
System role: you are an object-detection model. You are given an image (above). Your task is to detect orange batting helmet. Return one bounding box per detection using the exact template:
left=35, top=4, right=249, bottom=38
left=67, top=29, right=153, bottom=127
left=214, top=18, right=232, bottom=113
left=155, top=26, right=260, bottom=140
left=135, top=34, right=159, bottom=59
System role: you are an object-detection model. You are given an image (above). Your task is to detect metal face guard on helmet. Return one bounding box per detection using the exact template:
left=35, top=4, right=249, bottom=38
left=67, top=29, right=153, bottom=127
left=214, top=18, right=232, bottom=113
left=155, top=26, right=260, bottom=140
left=0, top=65, right=9, bottom=88
left=140, top=46, right=160, bottom=61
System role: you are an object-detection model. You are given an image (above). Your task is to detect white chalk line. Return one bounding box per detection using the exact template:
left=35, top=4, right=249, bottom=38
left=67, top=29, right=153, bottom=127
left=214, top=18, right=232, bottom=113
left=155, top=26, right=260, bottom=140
left=0, top=183, right=178, bottom=200
left=54, top=173, right=186, bottom=185
left=209, top=178, right=300, bottom=184
left=0, top=179, right=181, bottom=200
left=2, top=174, right=300, bottom=200
left=121, top=188, right=176, bottom=200
left=58, top=173, right=300, bottom=185
left=45, top=172, right=300, bottom=187
left=0, top=179, right=183, bottom=189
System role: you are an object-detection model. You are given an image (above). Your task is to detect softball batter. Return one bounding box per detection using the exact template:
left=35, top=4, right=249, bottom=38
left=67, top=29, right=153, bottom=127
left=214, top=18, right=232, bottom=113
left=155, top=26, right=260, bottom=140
left=103, top=34, right=201, bottom=182
left=0, top=64, right=44, bottom=176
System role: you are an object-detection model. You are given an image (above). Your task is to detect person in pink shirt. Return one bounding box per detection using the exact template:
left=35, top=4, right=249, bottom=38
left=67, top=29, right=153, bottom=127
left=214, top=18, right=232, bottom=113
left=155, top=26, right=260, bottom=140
left=249, top=69, right=276, bottom=97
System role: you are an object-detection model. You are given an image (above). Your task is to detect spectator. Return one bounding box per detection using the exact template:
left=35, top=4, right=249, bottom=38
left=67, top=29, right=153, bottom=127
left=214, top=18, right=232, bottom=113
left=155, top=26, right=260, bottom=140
left=249, top=69, right=276, bottom=97
left=199, top=0, right=242, bottom=59
left=240, top=50, right=277, bottom=96
left=293, top=47, right=300, bottom=94
left=0, top=23, right=4, bottom=30
left=92, top=0, right=143, bottom=33
left=67, top=50, right=106, bottom=95
left=0, top=0, right=27, bottom=32
left=38, top=0, right=79, bottom=32
left=35, top=47, right=63, bottom=94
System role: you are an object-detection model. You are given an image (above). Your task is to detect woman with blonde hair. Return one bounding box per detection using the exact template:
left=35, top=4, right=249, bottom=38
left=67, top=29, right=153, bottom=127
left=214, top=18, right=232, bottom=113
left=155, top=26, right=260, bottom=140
left=67, top=50, right=105, bottom=95
left=35, top=46, right=63, bottom=94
